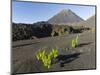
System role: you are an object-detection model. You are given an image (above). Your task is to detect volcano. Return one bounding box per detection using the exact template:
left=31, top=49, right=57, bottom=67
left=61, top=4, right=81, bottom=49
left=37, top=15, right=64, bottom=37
left=48, top=9, right=84, bottom=25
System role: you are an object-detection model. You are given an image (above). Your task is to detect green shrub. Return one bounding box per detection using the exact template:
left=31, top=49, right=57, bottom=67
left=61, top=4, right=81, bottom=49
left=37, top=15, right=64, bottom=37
left=52, top=48, right=59, bottom=58
left=71, top=35, right=79, bottom=48
left=36, top=48, right=59, bottom=69
left=72, top=39, right=76, bottom=48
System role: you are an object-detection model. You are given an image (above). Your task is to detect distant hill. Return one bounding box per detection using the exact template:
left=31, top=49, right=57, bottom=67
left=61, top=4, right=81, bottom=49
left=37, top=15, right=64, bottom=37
left=48, top=9, right=84, bottom=25
left=82, top=15, right=95, bottom=27
left=69, top=15, right=96, bottom=28
left=85, top=15, right=96, bottom=27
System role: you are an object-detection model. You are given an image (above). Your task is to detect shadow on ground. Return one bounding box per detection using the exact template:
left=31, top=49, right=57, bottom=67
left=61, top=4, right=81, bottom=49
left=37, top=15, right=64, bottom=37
left=56, top=53, right=81, bottom=67
left=77, top=42, right=93, bottom=47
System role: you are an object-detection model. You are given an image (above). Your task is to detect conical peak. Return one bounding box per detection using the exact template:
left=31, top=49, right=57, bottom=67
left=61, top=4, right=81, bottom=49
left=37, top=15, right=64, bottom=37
left=60, top=9, right=72, bottom=13
left=48, top=9, right=84, bottom=24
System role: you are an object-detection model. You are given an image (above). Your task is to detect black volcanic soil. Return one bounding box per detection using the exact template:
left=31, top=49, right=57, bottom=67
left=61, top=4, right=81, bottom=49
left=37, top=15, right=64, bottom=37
left=12, top=30, right=96, bottom=74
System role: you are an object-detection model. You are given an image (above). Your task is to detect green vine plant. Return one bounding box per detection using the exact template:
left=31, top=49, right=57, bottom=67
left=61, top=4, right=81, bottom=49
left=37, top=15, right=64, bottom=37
left=71, top=34, right=79, bottom=48
left=36, top=48, right=59, bottom=69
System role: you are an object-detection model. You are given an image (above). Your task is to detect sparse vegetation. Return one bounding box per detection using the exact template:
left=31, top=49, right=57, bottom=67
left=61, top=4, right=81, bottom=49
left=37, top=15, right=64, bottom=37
left=71, top=35, right=79, bottom=48
left=12, top=23, right=33, bottom=41
left=13, top=22, right=89, bottom=41
left=12, top=22, right=52, bottom=41
left=36, top=48, right=59, bottom=69
left=51, top=25, right=73, bottom=37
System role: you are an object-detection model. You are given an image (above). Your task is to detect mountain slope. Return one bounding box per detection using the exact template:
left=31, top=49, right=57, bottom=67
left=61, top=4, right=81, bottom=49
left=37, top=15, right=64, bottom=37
left=48, top=9, right=84, bottom=25
left=85, top=15, right=96, bottom=27
left=70, top=15, right=96, bottom=28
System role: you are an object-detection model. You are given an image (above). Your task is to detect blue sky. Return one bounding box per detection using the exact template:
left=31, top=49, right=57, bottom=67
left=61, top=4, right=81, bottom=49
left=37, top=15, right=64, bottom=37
left=12, top=1, right=95, bottom=24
